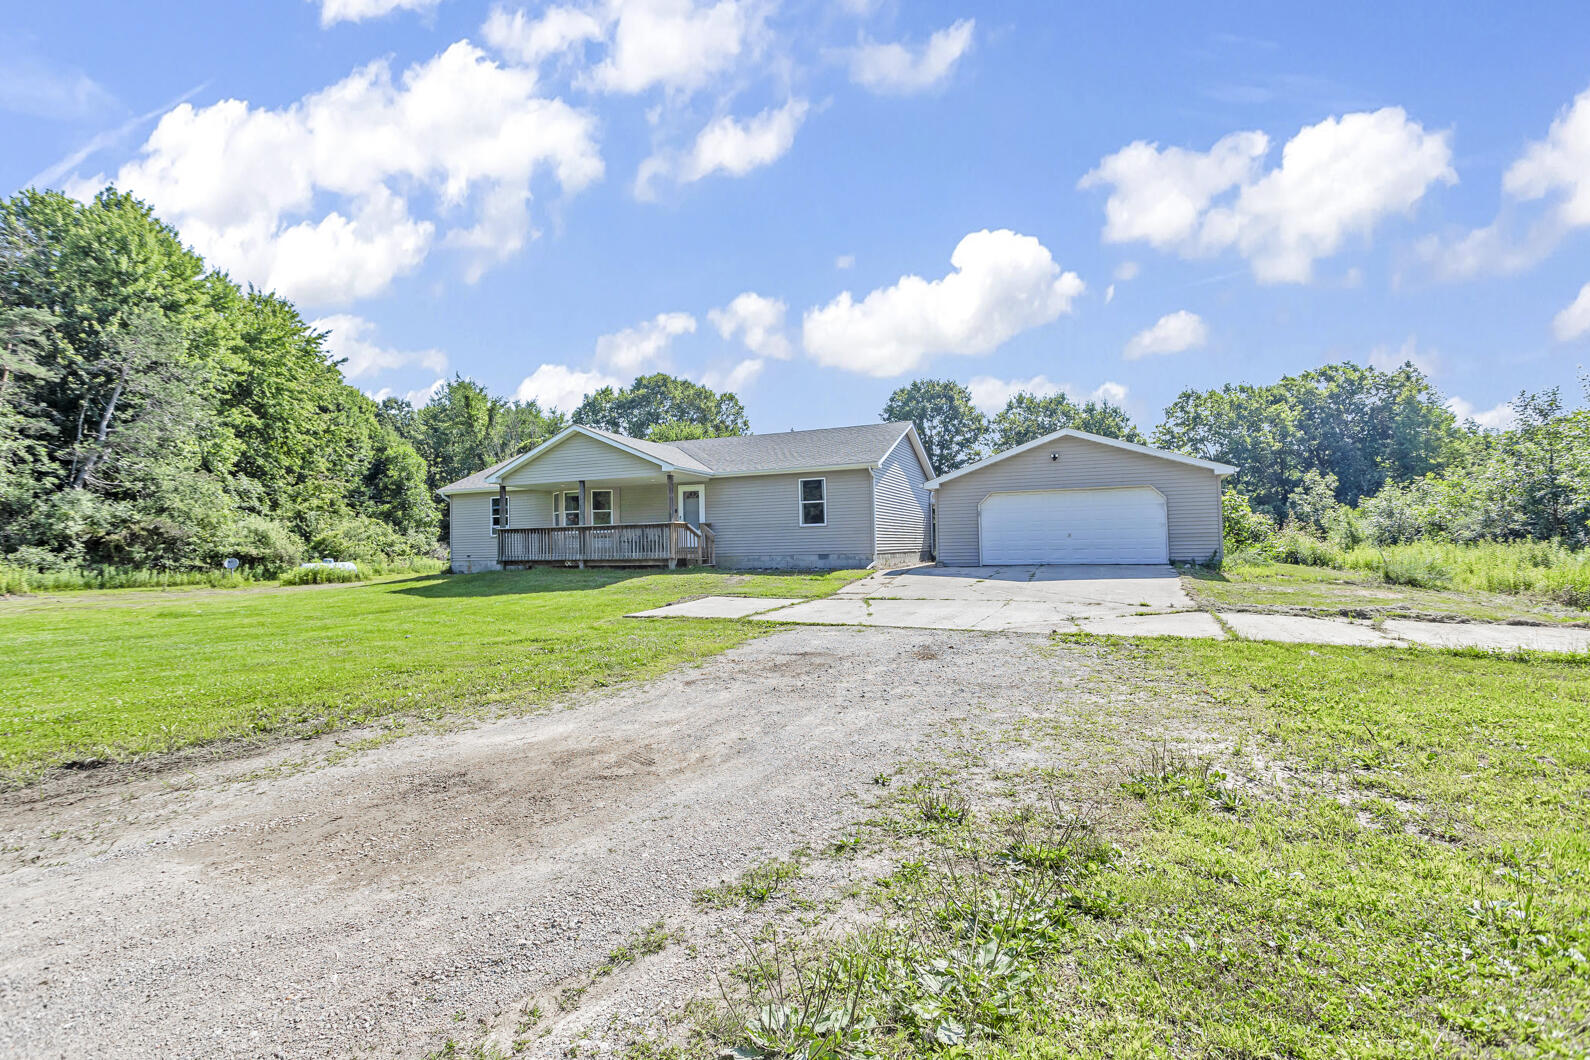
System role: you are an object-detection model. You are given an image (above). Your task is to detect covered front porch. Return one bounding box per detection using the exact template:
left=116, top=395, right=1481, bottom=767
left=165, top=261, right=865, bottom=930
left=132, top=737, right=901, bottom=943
left=494, top=470, right=713, bottom=568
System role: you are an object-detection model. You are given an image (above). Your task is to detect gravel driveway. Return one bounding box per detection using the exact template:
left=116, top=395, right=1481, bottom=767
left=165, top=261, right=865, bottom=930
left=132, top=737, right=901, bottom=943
left=0, top=624, right=1087, bottom=1059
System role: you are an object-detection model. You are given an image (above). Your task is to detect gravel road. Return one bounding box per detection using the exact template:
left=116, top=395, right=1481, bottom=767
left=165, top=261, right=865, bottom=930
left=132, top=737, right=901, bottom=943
left=0, top=624, right=1089, bottom=1058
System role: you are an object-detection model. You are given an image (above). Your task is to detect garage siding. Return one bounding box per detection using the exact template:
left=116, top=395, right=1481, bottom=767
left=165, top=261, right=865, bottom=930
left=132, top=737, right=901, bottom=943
left=500, top=432, right=660, bottom=485
left=872, top=439, right=933, bottom=561
left=933, top=436, right=1224, bottom=565
left=706, top=469, right=876, bottom=568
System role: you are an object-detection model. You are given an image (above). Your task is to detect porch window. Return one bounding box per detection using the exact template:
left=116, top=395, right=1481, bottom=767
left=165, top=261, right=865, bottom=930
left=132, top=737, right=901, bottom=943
left=553, top=489, right=617, bottom=525
left=798, top=478, right=826, bottom=526
left=491, top=495, right=508, bottom=535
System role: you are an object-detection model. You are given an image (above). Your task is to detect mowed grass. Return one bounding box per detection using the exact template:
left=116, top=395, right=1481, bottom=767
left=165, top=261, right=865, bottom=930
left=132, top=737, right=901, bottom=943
left=710, top=640, right=1590, bottom=1059
left=1059, top=640, right=1590, bottom=1055
left=0, top=567, right=862, bottom=783
left=1186, top=558, right=1590, bottom=625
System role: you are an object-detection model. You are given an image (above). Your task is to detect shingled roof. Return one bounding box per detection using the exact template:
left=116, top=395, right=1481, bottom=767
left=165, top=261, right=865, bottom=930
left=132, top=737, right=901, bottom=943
left=439, top=422, right=921, bottom=493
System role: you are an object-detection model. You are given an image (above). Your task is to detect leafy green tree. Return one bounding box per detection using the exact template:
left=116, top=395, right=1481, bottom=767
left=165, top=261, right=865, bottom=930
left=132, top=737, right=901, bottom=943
left=1154, top=362, right=1458, bottom=519
left=881, top=379, right=985, bottom=474
left=648, top=420, right=713, bottom=442
left=988, top=391, right=1144, bottom=451
left=573, top=373, right=749, bottom=439
left=1285, top=469, right=1341, bottom=535
left=0, top=186, right=442, bottom=570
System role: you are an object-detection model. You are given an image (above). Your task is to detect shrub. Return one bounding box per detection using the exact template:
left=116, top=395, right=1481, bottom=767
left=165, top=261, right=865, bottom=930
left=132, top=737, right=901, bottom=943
left=1269, top=531, right=1344, bottom=568
left=279, top=564, right=364, bottom=586
left=1222, top=489, right=1277, bottom=553
left=1285, top=469, right=1341, bottom=536
left=306, top=515, right=413, bottom=565
left=223, top=515, right=304, bottom=575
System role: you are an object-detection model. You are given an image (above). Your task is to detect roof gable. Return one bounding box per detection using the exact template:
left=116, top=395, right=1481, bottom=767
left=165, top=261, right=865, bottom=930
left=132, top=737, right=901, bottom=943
left=924, top=428, right=1237, bottom=489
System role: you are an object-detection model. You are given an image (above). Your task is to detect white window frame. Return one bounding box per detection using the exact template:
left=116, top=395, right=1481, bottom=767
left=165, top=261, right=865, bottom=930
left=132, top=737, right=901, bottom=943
left=491, top=494, right=508, bottom=536
left=798, top=477, right=827, bottom=527
left=552, top=489, right=619, bottom=526
left=676, top=484, right=707, bottom=525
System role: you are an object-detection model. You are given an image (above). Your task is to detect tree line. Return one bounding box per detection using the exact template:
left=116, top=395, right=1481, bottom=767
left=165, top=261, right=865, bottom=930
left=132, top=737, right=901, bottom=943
left=3, top=188, right=1582, bottom=578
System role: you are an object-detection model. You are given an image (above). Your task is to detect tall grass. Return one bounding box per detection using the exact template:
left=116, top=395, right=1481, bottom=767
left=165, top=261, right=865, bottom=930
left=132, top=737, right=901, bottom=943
left=0, top=557, right=446, bottom=596
left=1230, top=534, right=1590, bottom=607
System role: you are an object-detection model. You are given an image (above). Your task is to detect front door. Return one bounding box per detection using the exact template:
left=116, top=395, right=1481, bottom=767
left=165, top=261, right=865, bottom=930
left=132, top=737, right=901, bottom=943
left=678, top=486, right=705, bottom=527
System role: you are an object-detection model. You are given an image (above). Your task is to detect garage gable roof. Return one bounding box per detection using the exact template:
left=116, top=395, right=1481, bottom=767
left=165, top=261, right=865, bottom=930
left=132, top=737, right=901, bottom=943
left=923, top=428, right=1238, bottom=489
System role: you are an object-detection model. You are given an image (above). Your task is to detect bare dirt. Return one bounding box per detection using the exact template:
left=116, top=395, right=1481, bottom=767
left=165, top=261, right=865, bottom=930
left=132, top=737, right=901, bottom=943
left=0, top=624, right=1122, bottom=1059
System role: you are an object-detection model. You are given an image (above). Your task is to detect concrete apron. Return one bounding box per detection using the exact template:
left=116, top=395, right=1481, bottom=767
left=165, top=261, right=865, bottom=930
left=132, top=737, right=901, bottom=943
left=629, top=596, right=1590, bottom=652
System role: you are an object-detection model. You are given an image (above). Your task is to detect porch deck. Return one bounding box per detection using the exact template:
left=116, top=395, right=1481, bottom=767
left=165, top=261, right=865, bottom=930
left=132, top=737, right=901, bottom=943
left=497, top=522, right=715, bottom=568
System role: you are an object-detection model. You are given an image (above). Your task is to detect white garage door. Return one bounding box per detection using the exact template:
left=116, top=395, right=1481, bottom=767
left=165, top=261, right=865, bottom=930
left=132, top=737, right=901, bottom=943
left=979, top=487, right=1168, bottom=565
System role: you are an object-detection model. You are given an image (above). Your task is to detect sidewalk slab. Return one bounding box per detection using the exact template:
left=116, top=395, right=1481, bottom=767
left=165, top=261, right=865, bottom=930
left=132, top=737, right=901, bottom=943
left=1384, top=619, right=1590, bottom=653
left=1219, top=612, right=1395, bottom=647
left=1078, top=612, right=1225, bottom=640
left=750, top=598, right=1076, bottom=634
left=628, top=596, right=800, bottom=620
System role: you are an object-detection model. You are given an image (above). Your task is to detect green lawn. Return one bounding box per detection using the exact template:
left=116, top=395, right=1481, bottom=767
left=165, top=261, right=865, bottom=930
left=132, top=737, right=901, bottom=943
left=1186, top=558, right=1590, bottom=626
left=711, top=640, right=1590, bottom=1059
left=0, top=567, right=862, bottom=783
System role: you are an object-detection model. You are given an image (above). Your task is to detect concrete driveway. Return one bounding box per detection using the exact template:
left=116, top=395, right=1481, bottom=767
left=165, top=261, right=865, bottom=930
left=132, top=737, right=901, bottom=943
left=745, top=564, right=1216, bottom=636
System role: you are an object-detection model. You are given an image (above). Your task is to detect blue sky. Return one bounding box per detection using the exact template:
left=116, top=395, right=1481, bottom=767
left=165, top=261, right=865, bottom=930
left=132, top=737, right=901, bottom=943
left=6, top=1, right=1590, bottom=434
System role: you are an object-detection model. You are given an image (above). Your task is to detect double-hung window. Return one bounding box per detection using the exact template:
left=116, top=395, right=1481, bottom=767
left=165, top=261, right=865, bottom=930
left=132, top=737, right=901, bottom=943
left=491, top=495, right=508, bottom=535
left=798, top=478, right=826, bottom=526
left=553, top=489, right=617, bottom=526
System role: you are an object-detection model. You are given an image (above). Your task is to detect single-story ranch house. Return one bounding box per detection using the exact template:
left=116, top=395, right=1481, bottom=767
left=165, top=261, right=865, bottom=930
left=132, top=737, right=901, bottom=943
left=439, top=422, right=935, bottom=571
left=439, top=422, right=1235, bottom=572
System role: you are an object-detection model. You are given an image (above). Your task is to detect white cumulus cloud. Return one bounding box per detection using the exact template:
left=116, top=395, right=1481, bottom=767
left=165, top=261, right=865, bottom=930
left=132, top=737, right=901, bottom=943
left=1123, top=310, right=1207, bottom=360
left=708, top=292, right=792, bottom=359
left=515, top=364, right=623, bottom=411
left=1421, top=85, right=1590, bottom=280
left=481, top=4, right=605, bottom=66
left=967, top=374, right=1062, bottom=412
left=802, top=229, right=1085, bottom=377
left=1446, top=396, right=1515, bottom=431
left=637, top=99, right=808, bottom=197
left=966, top=375, right=1128, bottom=414
left=1081, top=108, right=1455, bottom=283
left=1504, top=86, right=1590, bottom=230
left=848, top=19, right=974, bottom=95
left=700, top=357, right=765, bottom=392
left=1368, top=335, right=1440, bottom=374
left=594, top=311, right=698, bottom=372
left=585, top=0, right=752, bottom=95
left=315, top=0, right=443, bottom=26
left=1553, top=281, right=1590, bottom=342
left=77, top=41, right=602, bottom=306
left=312, top=313, right=449, bottom=381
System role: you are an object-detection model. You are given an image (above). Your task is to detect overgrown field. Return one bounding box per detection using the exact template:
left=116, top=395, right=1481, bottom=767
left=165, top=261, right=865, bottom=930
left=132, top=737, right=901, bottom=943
left=1233, top=535, right=1590, bottom=608
left=0, top=567, right=861, bottom=783
left=0, top=557, right=446, bottom=595
left=708, top=641, right=1590, bottom=1058
left=1188, top=557, right=1590, bottom=625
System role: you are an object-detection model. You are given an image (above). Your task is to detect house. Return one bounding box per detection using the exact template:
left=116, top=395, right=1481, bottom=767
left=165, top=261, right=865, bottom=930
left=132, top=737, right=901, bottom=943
left=438, top=421, right=935, bottom=571
left=925, top=428, right=1237, bottom=566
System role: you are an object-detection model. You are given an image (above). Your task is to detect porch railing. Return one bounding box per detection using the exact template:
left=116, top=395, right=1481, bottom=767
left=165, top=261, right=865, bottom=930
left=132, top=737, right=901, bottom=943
left=498, top=522, right=714, bottom=566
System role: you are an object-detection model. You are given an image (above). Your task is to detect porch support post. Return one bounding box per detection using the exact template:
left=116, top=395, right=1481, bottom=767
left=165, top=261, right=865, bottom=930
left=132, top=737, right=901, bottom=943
left=666, top=472, right=677, bottom=569
left=577, top=479, right=587, bottom=568
left=497, top=483, right=508, bottom=566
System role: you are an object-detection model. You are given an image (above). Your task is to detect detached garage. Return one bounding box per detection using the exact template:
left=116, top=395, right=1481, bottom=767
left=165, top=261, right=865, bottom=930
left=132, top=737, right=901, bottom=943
left=926, top=429, right=1237, bottom=566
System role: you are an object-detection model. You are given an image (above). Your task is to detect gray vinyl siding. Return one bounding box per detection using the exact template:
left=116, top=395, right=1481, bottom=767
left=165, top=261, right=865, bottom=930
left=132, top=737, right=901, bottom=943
left=706, top=470, right=876, bottom=568
left=872, top=439, right=932, bottom=559
left=933, top=436, right=1224, bottom=565
left=500, top=431, right=660, bottom=485
left=448, top=488, right=554, bottom=571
